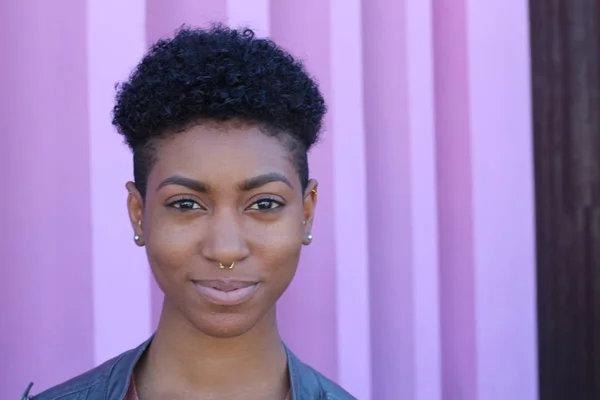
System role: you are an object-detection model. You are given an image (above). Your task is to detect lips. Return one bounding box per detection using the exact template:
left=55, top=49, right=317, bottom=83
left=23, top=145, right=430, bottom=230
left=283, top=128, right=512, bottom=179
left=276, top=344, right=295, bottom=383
left=192, top=279, right=258, bottom=306
left=199, top=280, right=255, bottom=292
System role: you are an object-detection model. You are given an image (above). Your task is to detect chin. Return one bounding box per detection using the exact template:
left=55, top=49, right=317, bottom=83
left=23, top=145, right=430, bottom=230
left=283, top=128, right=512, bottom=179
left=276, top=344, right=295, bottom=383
left=190, top=311, right=264, bottom=338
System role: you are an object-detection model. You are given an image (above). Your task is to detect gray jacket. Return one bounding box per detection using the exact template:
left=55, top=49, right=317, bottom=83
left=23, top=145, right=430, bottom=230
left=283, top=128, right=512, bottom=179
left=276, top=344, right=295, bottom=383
left=22, top=337, right=356, bottom=400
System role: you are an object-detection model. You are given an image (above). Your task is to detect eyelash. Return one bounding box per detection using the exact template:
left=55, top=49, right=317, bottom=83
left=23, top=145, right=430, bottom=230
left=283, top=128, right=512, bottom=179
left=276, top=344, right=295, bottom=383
left=168, top=199, right=203, bottom=211
left=247, top=198, right=284, bottom=211
left=167, top=198, right=284, bottom=212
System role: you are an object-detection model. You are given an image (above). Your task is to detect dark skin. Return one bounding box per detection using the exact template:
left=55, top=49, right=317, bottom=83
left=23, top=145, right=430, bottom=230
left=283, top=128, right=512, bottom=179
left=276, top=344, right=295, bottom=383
left=125, top=121, right=318, bottom=400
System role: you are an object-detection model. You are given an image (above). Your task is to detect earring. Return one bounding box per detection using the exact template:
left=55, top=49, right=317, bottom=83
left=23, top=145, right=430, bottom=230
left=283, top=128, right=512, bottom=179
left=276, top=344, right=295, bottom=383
left=307, top=233, right=313, bottom=241
left=134, top=220, right=143, bottom=244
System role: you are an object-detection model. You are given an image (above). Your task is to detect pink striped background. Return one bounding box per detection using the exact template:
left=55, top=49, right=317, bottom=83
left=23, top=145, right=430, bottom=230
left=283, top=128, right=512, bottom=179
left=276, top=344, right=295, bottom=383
left=0, top=1, right=537, bottom=399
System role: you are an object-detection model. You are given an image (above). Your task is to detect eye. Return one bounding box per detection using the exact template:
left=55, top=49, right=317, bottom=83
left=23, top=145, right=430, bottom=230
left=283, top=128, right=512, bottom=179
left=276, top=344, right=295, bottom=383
left=247, top=199, right=283, bottom=211
left=168, top=199, right=203, bottom=211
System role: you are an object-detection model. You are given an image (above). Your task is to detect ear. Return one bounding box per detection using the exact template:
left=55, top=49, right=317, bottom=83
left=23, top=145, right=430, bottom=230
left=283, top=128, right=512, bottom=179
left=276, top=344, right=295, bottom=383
left=126, top=181, right=145, bottom=246
left=302, top=179, right=318, bottom=245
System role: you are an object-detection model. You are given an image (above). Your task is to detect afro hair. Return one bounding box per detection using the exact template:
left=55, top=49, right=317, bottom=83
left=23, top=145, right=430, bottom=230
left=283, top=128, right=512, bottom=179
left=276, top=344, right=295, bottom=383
left=112, top=24, right=326, bottom=198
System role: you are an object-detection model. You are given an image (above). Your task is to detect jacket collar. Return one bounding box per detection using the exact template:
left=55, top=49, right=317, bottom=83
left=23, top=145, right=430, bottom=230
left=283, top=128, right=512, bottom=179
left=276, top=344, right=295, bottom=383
left=106, top=336, right=322, bottom=399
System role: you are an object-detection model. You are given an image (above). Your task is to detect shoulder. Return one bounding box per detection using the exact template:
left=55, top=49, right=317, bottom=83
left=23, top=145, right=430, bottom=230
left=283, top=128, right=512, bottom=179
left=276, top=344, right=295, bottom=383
left=302, top=363, right=357, bottom=400
left=286, top=347, right=357, bottom=400
left=319, top=376, right=357, bottom=400
left=28, top=355, right=116, bottom=399
left=28, top=341, right=146, bottom=400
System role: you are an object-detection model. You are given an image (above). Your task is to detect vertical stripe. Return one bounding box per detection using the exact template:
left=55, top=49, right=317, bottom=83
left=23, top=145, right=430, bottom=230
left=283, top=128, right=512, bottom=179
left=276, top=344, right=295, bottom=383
left=331, top=0, right=371, bottom=397
left=87, top=0, right=152, bottom=365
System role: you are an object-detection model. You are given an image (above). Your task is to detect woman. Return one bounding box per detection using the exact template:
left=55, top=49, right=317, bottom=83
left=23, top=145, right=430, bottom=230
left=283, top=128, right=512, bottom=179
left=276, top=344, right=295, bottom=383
left=24, top=25, right=355, bottom=400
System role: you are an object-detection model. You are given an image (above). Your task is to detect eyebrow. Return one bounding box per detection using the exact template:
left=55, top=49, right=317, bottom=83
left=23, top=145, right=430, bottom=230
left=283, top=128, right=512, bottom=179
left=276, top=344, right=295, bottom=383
left=156, top=173, right=292, bottom=193
left=238, top=172, right=293, bottom=191
left=157, top=175, right=210, bottom=193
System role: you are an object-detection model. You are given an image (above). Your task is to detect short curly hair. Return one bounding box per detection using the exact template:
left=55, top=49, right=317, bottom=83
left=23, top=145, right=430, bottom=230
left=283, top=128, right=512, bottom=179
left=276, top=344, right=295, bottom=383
left=112, top=24, right=326, bottom=199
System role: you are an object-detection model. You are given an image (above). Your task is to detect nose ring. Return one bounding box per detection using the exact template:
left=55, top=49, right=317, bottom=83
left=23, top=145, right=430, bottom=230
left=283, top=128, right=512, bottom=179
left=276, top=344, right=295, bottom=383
left=219, top=262, right=235, bottom=269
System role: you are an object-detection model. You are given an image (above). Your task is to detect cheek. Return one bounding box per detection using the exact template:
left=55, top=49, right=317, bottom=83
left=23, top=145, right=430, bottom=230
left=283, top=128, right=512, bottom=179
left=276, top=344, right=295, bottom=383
left=145, top=222, right=198, bottom=288
left=260, top=244, right=302, bottom=302
left=251, top=221, right=304, bottom=285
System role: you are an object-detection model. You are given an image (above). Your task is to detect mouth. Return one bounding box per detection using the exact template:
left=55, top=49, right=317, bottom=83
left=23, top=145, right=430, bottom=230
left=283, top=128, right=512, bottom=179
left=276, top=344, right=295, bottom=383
left=192, top=279, right=259, bottom=306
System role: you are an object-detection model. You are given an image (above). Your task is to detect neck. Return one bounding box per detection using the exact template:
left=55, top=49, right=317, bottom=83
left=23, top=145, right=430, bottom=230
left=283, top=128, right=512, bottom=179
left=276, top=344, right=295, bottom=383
left=135, top=300, right=289, bottom=399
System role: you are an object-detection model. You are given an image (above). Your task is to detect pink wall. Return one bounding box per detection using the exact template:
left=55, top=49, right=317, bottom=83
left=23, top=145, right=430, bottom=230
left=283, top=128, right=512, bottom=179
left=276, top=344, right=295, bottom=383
left=0, top=1, right=537, bottom=399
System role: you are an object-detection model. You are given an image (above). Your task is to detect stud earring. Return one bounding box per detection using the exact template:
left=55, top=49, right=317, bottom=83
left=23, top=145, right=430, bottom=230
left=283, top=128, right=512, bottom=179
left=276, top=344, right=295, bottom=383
left=307, top=233, right=313, bottom=241
left=134, top=220, right=143, bottom=244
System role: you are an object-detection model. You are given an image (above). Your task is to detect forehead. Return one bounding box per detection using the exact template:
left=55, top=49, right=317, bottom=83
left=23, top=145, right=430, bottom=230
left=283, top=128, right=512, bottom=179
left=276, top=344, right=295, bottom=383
left=149, top=122, right=298, bottom=187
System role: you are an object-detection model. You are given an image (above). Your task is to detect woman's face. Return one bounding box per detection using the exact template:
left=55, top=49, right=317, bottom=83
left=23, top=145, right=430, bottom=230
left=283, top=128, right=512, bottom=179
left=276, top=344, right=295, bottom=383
left=126, top=122, right=317, bottom=338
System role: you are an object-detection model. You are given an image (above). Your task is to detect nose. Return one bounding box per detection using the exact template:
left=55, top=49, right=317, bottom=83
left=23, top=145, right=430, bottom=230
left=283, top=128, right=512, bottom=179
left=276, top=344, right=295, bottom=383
left=201, top=208, right=250, bottom=264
